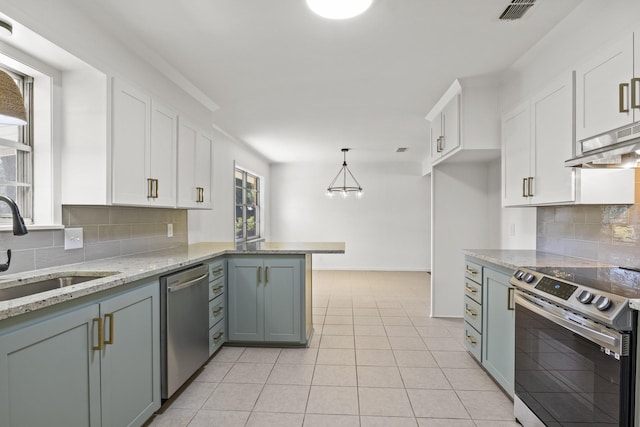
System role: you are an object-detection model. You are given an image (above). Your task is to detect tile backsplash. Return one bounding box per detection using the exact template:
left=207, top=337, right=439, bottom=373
left=537, top=169, right=640, bottom=267
left=0, top=205, right=187, bottom=276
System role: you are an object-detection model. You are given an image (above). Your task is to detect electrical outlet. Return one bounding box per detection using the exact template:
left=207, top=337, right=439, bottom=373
left=64, top=228, right=84, bottom=250
left=167, top=223, right=173, bottom=238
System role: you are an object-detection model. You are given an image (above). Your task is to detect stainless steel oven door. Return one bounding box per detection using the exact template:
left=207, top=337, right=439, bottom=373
left=514, top=291, right=634, bottom=426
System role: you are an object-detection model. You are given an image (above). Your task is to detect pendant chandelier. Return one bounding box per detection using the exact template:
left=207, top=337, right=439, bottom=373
left=326, top=148, right=364, bottom=198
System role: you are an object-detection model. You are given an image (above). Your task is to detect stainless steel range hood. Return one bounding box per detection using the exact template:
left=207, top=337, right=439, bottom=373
left=566, top=122, right=640, bottom=168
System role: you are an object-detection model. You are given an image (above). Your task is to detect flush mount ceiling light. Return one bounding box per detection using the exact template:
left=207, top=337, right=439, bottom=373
left=326, top=148, right=364, bottom=198
left=0, top=70, right=27, bottom=125
left=306, top=0, right=373, bottom=20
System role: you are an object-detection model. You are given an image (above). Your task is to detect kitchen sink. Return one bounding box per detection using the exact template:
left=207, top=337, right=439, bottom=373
left=0, top=272, right=119, bottom=301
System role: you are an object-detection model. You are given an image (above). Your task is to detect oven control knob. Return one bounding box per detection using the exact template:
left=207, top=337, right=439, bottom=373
left=514, top=270, right=525, bottom=280
left=577, top=290, right=594, bottom=304
left=523, top=273, right=535, bottom=283
left=593, top=295, right=612, bottom=311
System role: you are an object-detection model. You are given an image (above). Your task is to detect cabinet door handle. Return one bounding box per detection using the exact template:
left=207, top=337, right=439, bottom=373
left=265, top=266, right=269, bottom=284
left=92, top=317, right=103, bottom=351
left=527, top=176, right=534, bottom=197
left=147, top=178, right=154, bottom=198
left=154, top=179, right=159, bottom=198
left=465, top=335, right=477, bottom=345
left=105, top=313, right=114, bottom=345
left=507, top=288, right=515, bottom=311
left=632, top=78, right=640, bottom=109
left=257, top=266, right=262, bottom=283
left=522, top=177, right=528, bottom=197
left=464, top=285, right=477, bottom=294
left=464, top=308, right=477, bottom=317
left=465, top=268, right=477, bottom=276
left=620, top=82, right=630, bottom=113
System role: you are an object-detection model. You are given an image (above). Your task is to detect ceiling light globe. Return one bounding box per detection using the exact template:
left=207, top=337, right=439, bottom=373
left=306, top=0, right=373, bottom=20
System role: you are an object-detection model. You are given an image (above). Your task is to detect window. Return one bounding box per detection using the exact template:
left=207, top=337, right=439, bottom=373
left=0, top=67, right=32, bottom=223
left=235, top=167, right=261, bottom=242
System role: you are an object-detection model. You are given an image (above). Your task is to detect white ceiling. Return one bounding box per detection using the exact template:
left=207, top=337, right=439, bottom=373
left=67, top=0, right=582, bottom=164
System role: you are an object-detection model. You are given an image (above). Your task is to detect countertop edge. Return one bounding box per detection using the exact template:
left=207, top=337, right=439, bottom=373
left=0, top=242, right=345, bottom=321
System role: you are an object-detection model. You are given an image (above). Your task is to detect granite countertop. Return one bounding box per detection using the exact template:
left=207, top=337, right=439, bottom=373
left=0, top=241, right=345, bottom=321
left=463, top=249, right=609, bottom=270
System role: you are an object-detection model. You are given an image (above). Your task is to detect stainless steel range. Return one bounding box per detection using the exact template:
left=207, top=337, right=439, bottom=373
left=510, top=266, right=639, bottom=427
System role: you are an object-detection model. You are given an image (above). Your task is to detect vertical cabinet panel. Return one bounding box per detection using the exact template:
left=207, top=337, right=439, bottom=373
left=150, top=102, right=178, bottom=207
left=178, top=120, right=213, bottom=209
left=0, top=305, right=101, bottom=427
left=228, top=257, right=263, bottom=342
left=441, top=94, right=461, bottom=157
left=502, top=102, right=531, bottom=206
left=99, top=282, right=160, bottom=427
left=112, top=79, right=151, bottom=205
left=264, top=258, right=301, bottom=342
left=575, top=35, right=635, bottom=141
left=530, top=74, right=574, bottom=205
left=482, top=268, right=515, bottom=397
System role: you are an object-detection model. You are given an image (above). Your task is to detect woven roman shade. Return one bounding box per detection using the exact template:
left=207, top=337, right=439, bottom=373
left=0, top=69, right=26, bottom=125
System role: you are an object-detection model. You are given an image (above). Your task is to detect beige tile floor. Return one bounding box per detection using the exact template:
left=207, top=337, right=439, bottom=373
left=148, top=271, right=519, bottom=427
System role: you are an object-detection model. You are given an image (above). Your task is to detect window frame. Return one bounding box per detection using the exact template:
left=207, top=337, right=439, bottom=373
left=0, top=66, right=33, bottom=224
left=235, top=166, right=261, bottom=243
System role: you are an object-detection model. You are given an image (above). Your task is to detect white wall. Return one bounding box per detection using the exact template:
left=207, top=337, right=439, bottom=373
left=188, top=130, right=270, bottom=243
left=431, top=160, right=501, bottom=317
left=269, top=162, right=430, bottom=271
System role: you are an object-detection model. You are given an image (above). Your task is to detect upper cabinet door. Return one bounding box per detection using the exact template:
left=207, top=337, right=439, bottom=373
left=529, top=73, right=574, bottom=205
left=177, top=120, right=198, bottom=208
left=440, top=95, right=461, bottom=157
left=150, top=102, right=177, bottom=207
left=575, top=35, right=634, bottom=141
left=112, top=79, right=151, bottom=205
left=195, top=133, right=213, bottom=209
left=501, top=102, right=531, bottom=207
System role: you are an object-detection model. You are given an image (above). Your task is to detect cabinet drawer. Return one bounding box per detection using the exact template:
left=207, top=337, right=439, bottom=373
left=209, top=260, right=225, bottom=282
left=464, top=322, right=482, bottom=362
left=209, top=321, right=225, bottom=356
left=464, top=296, right=482, bottom=333
left=464, top=278, right=482, bottom=304
left=209, top=277, right=224, bottom=300
left=464, top=260, right=482, bottom=284
left=209, top=294, right=224, bottom=328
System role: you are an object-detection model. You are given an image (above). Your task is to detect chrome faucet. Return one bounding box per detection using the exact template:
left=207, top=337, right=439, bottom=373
left=0, top=195, right=28, bottom=272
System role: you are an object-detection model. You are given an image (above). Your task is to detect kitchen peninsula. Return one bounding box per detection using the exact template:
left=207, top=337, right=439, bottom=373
left=0, top=241, right=344, bottom=427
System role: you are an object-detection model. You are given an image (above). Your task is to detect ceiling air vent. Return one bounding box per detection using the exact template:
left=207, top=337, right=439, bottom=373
left=395, top=147, right=408, bottom=153
left=499, top=0, right=536, bottom=21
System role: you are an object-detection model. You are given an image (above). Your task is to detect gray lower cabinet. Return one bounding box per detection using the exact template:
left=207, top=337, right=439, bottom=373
left=208, top=258, right=226, bottom=355
left=0, top=280, right=160, bottom=427
left=227, top=255, right=303, bottom=344
left=482, top=268, right=515, bottom=397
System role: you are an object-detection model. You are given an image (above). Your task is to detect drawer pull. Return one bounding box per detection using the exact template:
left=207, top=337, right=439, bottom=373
left=212, top=285, right=223, bottom=293
left=212, top=267, right=223, bottom=275
left=464, top=285, right=477, bottom=294
left=465, top=335, right=477, bottom=345
left=212, top=307, right=223, bottom=315
left=213, top=332, right=224, bottom=342
left=465, top=308, right=477, bottom=317
left=465, top=268, right=478, bottom=275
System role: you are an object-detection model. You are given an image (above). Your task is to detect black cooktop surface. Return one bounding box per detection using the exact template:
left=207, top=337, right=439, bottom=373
left=528, top=266, right=640, bottom=299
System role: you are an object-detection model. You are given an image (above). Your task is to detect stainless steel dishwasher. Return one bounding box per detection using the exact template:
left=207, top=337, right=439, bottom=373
left=160, top=264, right=209, bottom=399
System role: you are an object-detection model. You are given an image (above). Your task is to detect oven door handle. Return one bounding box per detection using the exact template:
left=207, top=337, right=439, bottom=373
left=515, top=292, right=624, bottom=354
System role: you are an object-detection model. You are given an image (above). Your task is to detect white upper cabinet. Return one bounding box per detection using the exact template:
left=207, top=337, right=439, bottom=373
left=503, top=72, right=635, bottom=207
left=502, top=101, right=531, bottom=206
left=426, top=79, right=500, bottom=166
left=177, top=120, right=213, bottom=209
left=575, top=34, right=636, bottom=141
left=112, top=79, right=177, bottom=207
